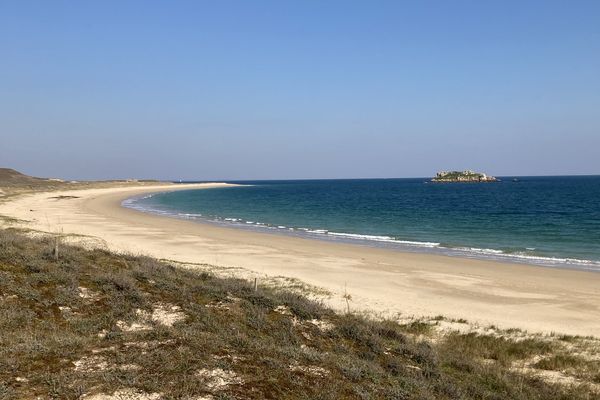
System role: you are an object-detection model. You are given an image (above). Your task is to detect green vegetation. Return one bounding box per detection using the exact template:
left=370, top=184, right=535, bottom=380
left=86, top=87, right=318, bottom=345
left=0, top=229, right=597, bottom=399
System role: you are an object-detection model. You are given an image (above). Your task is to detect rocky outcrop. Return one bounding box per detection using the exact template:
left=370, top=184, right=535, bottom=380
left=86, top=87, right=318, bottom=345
left=431, top=170, right=498, bottom=183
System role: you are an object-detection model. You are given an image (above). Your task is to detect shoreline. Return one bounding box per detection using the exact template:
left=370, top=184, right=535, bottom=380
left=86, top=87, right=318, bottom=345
left=1, top=183, right=600, bottom=336
left=123, top=191, right=600, bottom=272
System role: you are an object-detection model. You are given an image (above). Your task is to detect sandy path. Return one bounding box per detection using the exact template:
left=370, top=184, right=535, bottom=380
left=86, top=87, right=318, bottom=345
left=1, top=183, right=599, bottom=336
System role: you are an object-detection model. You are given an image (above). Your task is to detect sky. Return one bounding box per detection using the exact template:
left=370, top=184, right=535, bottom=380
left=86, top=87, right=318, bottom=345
left=1, top=1, right=599, bottom=180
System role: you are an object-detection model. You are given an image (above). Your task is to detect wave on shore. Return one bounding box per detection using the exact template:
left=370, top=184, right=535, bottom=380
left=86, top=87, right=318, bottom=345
left=122, top=195, right=600, bottom=272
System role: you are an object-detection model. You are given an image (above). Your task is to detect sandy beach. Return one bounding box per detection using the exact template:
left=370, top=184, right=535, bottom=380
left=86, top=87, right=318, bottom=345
left=1, top=183, right=599, bottom=337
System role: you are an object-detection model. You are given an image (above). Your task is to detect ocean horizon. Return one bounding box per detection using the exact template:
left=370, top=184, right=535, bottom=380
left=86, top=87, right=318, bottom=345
left=123, top=175, right=600, bottom=271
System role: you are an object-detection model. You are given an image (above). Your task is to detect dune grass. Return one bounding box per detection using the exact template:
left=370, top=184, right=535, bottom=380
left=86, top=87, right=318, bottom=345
left=0, top=229, right=597, bottom=399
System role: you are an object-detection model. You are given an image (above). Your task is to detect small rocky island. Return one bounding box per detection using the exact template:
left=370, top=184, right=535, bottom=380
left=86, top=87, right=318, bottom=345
left=431, top=170, right=498, bottom=183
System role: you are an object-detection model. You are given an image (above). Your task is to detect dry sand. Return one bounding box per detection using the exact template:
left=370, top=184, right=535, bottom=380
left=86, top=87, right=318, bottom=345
left=1, top=183, right=599, bottom=336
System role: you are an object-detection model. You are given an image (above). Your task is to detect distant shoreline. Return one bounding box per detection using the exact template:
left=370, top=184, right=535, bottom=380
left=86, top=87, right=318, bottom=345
left=172, top=174, right=600, bottom=185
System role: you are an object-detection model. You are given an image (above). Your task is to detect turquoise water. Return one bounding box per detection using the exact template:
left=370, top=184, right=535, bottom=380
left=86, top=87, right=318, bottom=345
left=124, top=176, right=600, bottom=271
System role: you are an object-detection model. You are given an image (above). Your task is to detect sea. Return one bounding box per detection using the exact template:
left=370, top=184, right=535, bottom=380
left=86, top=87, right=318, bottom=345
left=123, top=176, right=600, bottom=271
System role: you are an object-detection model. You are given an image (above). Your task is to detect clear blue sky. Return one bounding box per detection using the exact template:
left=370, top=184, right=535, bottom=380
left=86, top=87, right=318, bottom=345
left=1, top=1, right=599, bottom=180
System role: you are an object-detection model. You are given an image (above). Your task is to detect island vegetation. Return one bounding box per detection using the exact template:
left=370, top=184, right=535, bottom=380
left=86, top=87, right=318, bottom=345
left=431, top=170, right=498, bottom=183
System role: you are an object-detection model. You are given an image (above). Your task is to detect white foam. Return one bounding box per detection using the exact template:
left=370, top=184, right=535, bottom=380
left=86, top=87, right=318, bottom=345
left=327, top=232, right=440, bottom=247
left=448, top=247, right=600, bottom=269
left=453, top=247, right=504, bottom=255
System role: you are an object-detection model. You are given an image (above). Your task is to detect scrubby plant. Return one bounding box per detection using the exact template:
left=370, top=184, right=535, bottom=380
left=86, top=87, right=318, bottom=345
left=0, top=229, right=597, bottom=399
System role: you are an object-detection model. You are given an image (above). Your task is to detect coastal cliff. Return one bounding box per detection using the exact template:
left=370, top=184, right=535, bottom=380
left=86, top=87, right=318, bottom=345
left=432, top=170, right=498, bottom=182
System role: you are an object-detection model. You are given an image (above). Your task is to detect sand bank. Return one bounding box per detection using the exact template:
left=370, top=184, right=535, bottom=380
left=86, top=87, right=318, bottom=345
left=1, top=183, right=599, bottom=336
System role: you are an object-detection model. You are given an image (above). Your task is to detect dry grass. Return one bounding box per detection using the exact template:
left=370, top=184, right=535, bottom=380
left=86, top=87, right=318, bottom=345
left=0, top=229, right=598, bottom=399
left=533, top=354, right=600, bottom=383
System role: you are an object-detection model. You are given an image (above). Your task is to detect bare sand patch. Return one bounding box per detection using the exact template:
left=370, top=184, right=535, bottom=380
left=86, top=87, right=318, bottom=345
left=82, top=388, right=161, bottom=400
left=195, top=368, right=243, bottom=391
left=309, top=318, right=335, bottom=332
left=289, top=364, right=330, bottom=377
left=150, top=303, right=186, bottom=326
left=79, top=286, right=101, bottom=300
left=115, top=303, right=186, bottom=332
left=116, top=314, right=152, bottom=332
left=73, top=355, right=109, bottom=373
